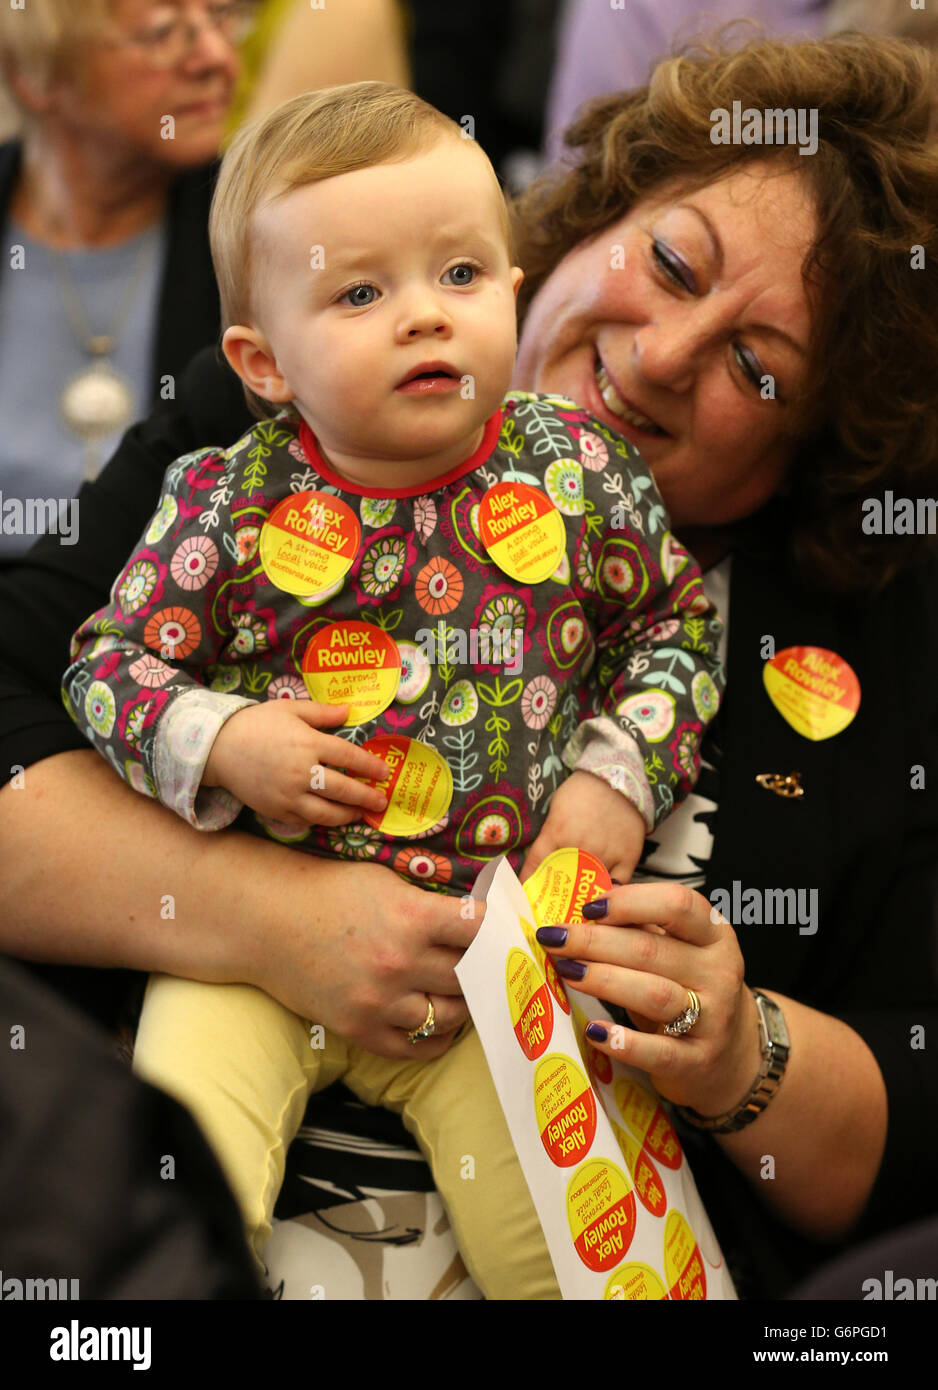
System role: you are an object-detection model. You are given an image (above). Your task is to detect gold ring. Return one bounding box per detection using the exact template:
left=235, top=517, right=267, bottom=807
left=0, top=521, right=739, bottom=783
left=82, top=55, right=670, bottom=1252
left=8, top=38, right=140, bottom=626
left=664, top=988, right=701, bottom=1037
left=407, top=996, right=436, bottom=1044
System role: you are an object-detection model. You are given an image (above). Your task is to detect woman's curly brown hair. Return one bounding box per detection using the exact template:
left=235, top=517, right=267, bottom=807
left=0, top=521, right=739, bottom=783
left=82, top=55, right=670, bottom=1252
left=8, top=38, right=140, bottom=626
left=512, top=30, right=938, bottom=595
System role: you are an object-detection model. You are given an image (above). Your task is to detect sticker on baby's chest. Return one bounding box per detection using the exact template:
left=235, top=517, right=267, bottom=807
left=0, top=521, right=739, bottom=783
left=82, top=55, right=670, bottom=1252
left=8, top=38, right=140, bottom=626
left=478, top=481, right=566, bottom=583
left=301, top=620, right=401, bottom=725
left=259, top=490, right=360, bottom=596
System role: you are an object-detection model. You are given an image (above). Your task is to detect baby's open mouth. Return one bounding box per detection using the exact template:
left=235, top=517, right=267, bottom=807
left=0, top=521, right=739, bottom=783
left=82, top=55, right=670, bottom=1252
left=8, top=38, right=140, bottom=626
left=396, top=361, right=461, bottom=390
left=594, top=358, right=667, bottom=436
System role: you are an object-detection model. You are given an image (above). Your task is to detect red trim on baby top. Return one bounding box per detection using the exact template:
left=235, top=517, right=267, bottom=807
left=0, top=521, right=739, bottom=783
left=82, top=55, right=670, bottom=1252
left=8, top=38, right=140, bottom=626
left=297, top=409, right=503, bottom=498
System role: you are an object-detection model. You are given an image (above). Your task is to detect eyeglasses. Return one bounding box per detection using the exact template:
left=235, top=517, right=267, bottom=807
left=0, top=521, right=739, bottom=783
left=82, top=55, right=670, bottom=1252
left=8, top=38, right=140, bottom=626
left=107, top=2, right=256, bottom=69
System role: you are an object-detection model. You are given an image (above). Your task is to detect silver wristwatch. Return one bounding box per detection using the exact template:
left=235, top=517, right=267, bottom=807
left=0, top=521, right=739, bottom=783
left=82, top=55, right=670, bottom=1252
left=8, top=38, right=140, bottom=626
left=675, top=989, right=790, bottom=1134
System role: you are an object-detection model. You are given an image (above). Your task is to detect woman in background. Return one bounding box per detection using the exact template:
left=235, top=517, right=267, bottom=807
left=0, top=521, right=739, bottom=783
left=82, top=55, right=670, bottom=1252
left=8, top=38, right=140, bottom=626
left=0, top=0, right=247, bottom=555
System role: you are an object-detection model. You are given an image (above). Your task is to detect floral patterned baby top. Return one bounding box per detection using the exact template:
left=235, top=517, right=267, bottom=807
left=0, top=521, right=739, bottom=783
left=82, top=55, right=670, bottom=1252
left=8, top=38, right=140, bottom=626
left=63, top=391, right=725, bottom=896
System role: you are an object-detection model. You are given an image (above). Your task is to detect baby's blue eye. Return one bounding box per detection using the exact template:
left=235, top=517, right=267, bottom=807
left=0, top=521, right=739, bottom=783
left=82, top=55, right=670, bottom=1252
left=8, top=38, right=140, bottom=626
left=343, top=284, right=377, bottom=306
left=444, top=264, right=476, bottom=285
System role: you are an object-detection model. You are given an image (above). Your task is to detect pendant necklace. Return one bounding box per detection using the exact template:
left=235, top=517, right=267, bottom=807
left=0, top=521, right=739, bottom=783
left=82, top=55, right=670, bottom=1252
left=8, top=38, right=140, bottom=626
left=51, top=232, right=157, bottom=482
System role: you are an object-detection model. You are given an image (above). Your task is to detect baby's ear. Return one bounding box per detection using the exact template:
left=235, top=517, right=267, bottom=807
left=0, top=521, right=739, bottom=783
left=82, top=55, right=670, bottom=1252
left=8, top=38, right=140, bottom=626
left=511, top=267, right=525, bottom=297
left=221, top=326, right=294, bottom=403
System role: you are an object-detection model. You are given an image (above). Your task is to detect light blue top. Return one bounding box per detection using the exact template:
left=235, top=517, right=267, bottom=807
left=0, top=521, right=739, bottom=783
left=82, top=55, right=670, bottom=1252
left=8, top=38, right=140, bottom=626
left=0, top=216, right=167, bottom=558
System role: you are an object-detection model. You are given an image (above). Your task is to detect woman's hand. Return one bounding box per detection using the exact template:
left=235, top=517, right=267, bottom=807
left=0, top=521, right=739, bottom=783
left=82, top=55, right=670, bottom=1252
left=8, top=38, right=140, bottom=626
left=250, top=854, right=482, bottom=1060
left=536, top=883, right=763, bottom=1116
left=536, top=879, right=891, bottom=1239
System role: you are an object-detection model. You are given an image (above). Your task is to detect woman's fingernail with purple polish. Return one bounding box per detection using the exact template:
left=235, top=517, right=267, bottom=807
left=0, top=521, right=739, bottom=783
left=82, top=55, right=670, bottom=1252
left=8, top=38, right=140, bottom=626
left=555, top=958, right=587, bottom=981
left=582, top=898, right=608, bottom=919
left=536, top=926, right=568, bottom=947
left=585, top=1022, right=608, bottom=1043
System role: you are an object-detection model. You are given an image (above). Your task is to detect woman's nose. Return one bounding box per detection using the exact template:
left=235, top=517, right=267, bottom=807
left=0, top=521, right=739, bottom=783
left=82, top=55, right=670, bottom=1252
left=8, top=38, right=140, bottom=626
left=178, top=20, right=240, bottom=75
left=631, top=309, right=709, bottom=394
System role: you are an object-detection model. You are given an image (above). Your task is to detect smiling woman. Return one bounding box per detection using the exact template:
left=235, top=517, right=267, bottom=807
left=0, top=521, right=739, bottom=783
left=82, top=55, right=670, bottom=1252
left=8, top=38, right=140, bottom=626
left=514, top=33, right=938, bottom=592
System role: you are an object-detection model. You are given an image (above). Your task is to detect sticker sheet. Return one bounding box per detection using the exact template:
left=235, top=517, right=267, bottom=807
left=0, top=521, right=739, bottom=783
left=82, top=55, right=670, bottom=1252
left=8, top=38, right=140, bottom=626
left=455, top=855, right=738, bottom=1300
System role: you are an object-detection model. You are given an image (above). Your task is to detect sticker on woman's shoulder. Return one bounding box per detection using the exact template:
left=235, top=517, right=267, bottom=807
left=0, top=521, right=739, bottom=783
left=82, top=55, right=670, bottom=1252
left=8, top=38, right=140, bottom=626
left=259, top=491, right=360, bottom=596
left=477, top=481, right=566, bottom=583
left=763, top=645, right=860, bottom=741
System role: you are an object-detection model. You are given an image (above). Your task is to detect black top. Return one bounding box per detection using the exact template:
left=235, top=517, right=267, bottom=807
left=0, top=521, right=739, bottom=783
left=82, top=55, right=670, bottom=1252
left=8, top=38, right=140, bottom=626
left=1, top=343, right=936, bottom=1297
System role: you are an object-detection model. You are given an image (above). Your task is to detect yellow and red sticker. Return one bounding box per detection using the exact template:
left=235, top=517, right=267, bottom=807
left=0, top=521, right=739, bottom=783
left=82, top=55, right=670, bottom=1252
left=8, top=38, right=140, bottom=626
left=518, top=913, right=571, bottom=1016
left=604, top=1263, right=668, bottom=1301
left=663, top=1211, right=706, bottom=1300
left=302, top=620, right=400, bottom=724
left=613, top=1122, right=668, bottom=1219
left=763, top=645, right=860, bottom=742
left=259, top=490, right=360, bottom=597
left=477, top=481, right=566, bottom=584
left=360, top=734, right=453, bottom=836
left=566, top=1158, right=636, bottom=1272
left=524, top=847, right=612, bottom=929
left=614, top=1077, right=682, bottom=1170
left=533, top=1053, right=597, bottom=1167
left=505, top=949, right=553, bottom=1060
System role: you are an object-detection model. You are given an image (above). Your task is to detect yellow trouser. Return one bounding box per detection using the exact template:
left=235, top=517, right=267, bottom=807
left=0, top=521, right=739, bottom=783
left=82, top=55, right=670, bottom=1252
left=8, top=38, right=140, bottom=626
left=132, top=974, right=560, bottom=1299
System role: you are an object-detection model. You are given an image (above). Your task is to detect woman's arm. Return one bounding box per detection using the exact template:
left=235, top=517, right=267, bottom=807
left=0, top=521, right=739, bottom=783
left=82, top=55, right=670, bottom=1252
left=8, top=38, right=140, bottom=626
left=0, top=748, right=475, bottom=1057
left=704, top=989, right=888, bottom=1241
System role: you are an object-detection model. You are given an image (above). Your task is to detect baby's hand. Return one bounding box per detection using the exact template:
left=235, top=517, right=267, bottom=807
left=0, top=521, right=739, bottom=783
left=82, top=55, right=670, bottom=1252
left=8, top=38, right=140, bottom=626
left=203, top=700, right=390, bottom=827
left=520, top=770, right=647, bottom=886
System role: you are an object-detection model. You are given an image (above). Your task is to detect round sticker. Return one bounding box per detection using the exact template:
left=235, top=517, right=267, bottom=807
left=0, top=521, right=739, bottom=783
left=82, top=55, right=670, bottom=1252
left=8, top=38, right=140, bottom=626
left=301, top=620, right=401, bottom=724
left=477, top=481, right=566, bottom=583
left=663, top=1211, right=706, bottom=1301
left=604, top=1263, right=668, bottom=1301
left=613, top=1077, right=682, bottom=1170
left=566, top=1159, right=636, bottom=1272
left=763, top=645, right=860, bottom=742
left=259, top=490, right=360, bottom=596
left=612, top=1123, right=667, bottom=1219
left=533, top=1054, right=597, bottom=1167
left=360, top=735, right=453, bottom=836
left=505, top=949, right=553, bottom=1060
left=518, top=913, right=572, bottom=1015
left=524, top=847, right=612, bottom=928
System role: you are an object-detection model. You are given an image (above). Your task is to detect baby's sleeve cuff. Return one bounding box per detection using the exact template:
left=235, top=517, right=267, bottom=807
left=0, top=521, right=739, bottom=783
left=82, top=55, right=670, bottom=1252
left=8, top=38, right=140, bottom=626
left=153, top=688, right=255, bottom=830
left=561, top=715, right=656, bottom=833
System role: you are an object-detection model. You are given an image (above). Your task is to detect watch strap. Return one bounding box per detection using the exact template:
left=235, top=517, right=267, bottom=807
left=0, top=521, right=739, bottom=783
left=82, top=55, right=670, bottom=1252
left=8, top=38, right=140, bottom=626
left=675, top=989, right=790, bottom=1134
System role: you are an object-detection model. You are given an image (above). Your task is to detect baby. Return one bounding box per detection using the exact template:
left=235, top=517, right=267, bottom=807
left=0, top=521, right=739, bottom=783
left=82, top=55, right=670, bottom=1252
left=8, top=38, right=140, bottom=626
left=62, top=83, right=723, bottom=1298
